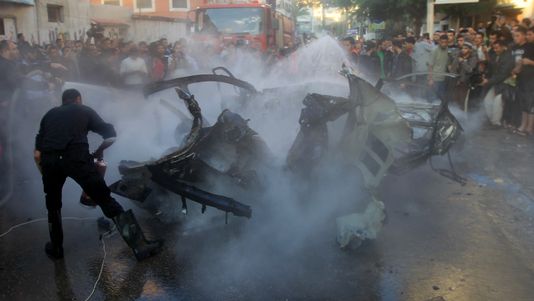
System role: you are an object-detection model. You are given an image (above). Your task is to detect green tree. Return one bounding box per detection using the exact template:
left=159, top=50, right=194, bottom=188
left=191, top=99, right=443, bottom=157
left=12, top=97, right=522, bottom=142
left=297, top=0, right=326, bottom=28
left=436, top=0, right=497, bottom=28
left=351, top=0, right=498, bottom=37
left=297, top=0, right=323, bottom=8
left=351, top=0, right=426, bottom=36
left=332, top=0, right=358, bottom=29
left=436, top=0, right=497, bottom=16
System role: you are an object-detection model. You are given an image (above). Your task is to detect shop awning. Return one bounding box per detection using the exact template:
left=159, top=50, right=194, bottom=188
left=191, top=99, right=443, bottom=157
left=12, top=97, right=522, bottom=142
left=132, top=14, right=186, bottom=23
left=0, top=0, right=35, bottom=5
left=91, top=18, right=130, bottom=27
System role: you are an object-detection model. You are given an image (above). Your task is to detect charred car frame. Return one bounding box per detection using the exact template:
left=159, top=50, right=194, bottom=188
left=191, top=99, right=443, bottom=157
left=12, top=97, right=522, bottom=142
left=110, top=67, right=464, bottom=247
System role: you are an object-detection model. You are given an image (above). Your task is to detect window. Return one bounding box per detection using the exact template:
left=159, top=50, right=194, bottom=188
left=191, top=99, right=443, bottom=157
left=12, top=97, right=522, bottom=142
left=102, top=0, right=121, bottom=5
left=135, top=0, right=155, bottom=12
left=47, top=5, right=64, bottom=23
left=198, top=8, right=263, bottom=35
left=170, top=0, right=189, bottom=10
left=0, top=19, right=5, bottom=36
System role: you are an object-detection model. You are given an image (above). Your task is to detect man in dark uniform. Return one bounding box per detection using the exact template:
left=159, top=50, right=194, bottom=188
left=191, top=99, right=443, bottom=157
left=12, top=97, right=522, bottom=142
left=513, top=27, right=534, bottom=135
left=34, top=89, right=162, bottom=261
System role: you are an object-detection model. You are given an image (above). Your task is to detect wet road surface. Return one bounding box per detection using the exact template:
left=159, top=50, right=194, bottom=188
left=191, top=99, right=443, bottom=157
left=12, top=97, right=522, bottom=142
left=1, top=127, right=534, bottom=301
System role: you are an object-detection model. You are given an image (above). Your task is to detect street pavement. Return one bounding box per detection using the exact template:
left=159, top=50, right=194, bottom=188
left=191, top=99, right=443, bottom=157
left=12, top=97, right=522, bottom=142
left=1, top=126, right=533, bottom=301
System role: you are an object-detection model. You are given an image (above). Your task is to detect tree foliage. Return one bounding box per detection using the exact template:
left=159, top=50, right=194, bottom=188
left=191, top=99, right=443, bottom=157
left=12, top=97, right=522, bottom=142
left=339, top=0, right=426, bottom=35
left=348, top=0, right=426, bottom=22
left=330, top=0, right=498, bottom=35
left=333, top=0, right=356, bottom=12
left=436, top=0, right=497, bottom=18
left=297, top=0, right=323, bottom=8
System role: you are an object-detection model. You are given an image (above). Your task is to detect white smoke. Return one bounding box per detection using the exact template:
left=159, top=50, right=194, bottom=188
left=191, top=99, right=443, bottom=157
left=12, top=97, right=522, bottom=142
left=5, top=36, right=383, bottom=298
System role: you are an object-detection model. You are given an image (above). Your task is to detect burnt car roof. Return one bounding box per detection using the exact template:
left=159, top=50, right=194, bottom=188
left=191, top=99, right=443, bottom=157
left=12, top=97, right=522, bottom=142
left=144, top=74, right=259, bottom=97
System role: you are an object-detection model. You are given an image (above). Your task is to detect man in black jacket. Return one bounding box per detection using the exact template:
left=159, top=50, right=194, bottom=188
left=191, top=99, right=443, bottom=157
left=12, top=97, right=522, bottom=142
left=0, top=40, right=25, bottom=106
left=390, top=40, right=412, bottom=79
left=34, top=89, right=162, bottom=261
left=481, top=40, right=515, bottom=126
left=359, top=41, right=380, bottom=77
left=450, top=42, right=478, bottom=109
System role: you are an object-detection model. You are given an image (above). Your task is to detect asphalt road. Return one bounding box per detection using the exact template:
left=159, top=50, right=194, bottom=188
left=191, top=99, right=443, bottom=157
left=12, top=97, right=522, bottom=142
left=1, top=127, right=534, bottom=301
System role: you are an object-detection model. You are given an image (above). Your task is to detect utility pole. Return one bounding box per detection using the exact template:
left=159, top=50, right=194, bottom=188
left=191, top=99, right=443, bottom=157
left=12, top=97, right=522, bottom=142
left=322, top=3, right=326, bottom=29
left=426, top=0, right=434, bottom=34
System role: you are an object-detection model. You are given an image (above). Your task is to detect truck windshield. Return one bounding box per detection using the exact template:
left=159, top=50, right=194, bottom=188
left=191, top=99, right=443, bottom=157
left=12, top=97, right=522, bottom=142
left=200, top=8, right=263, bottom=35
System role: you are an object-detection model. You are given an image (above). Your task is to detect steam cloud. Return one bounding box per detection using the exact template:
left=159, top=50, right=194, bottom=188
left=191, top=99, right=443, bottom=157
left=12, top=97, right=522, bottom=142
left=4, top=36, right=483, bottom=299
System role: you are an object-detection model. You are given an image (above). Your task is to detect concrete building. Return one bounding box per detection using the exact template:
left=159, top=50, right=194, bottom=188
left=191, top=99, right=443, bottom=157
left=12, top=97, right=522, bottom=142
left=34, top=0, right=92, bottom=44
left=92, top=0, right=195, bottom=18
left=87, top=3, right=131, bottom=41
left=0, top=0, right=38, bottom=41
left=0, top=0, right=196, bottom=44
left=90, top=0, right=202, bottom=42
left=0, top=0, right=125, bottom=44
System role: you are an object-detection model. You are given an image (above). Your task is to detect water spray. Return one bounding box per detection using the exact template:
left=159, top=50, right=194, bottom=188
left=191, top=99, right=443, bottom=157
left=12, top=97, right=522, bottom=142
left=0, top=89, right=19, bottom=208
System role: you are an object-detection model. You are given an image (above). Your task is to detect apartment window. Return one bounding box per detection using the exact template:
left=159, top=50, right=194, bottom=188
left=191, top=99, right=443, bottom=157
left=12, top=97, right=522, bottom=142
left=47, top=5, right=64, bottom=23
left=102, top=0, right=122, bottom=5
left=170, top=0, right=189, bottom=10
left=135, top=0, right=155, bottom=11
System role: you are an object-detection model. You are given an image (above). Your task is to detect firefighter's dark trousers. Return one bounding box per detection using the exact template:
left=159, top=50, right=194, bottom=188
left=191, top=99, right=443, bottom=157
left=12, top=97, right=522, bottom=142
left=41, top=150, right=124, bottom=247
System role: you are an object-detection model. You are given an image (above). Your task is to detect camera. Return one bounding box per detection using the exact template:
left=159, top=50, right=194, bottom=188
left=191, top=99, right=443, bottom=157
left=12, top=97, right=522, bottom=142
left=469, top=72, right=484, bottom=87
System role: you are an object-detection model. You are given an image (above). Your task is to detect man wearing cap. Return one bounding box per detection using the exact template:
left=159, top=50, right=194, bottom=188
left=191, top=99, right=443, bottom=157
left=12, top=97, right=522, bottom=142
left=450, top=41, right=478, bottom=108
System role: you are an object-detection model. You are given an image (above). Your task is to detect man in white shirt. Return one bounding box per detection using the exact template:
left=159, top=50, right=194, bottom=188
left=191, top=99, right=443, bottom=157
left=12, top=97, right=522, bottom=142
left=119, top=47, right=148, bottom=88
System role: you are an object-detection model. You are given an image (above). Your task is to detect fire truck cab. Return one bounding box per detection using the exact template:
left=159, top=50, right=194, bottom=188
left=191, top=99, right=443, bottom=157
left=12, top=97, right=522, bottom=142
left=188, top=0, right=294, bottom=53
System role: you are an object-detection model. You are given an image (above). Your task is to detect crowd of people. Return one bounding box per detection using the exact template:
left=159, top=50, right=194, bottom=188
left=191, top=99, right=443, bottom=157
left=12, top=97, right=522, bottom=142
left=340, top=14, right=534, bottom=136
left=1, top=14, right=534, bottom=170
left=0, top=26, right=299, bottom=196
left=4, top=34, right=203, bottom=88
left=1, top=32, right=298, bottom=94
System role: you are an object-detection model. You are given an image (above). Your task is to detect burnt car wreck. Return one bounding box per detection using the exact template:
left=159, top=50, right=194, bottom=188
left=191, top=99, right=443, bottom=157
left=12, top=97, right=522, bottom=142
left=109, top=88, right=256, bottom=220
left=110, top=67, right=464, bottom=248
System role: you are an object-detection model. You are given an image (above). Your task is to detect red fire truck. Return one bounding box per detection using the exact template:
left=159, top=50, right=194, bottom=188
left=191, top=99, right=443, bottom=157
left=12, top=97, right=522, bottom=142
left=188, top=0, right=294, bottom=53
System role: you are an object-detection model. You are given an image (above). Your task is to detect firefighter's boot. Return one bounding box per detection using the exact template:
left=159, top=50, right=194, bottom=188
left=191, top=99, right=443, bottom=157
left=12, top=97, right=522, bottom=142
left=112, top=209, right=163, bottom=261
left=45, top=210, right=64, bottom=260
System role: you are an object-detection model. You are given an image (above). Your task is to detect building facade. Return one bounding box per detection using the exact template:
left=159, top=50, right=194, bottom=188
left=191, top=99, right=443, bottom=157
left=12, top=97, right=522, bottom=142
left=34, top=0, right=92, bottom=44
left=0, top=1, right=38, bottom=42
left=0, top=0, right=127, bottom=43
left=0, top=0, right=197, bottom=44
left=89, top=0, right=203, bottom=42
left=496, top=0, right=534, bottom=19
left=92, top=0, right=195, bottom=19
